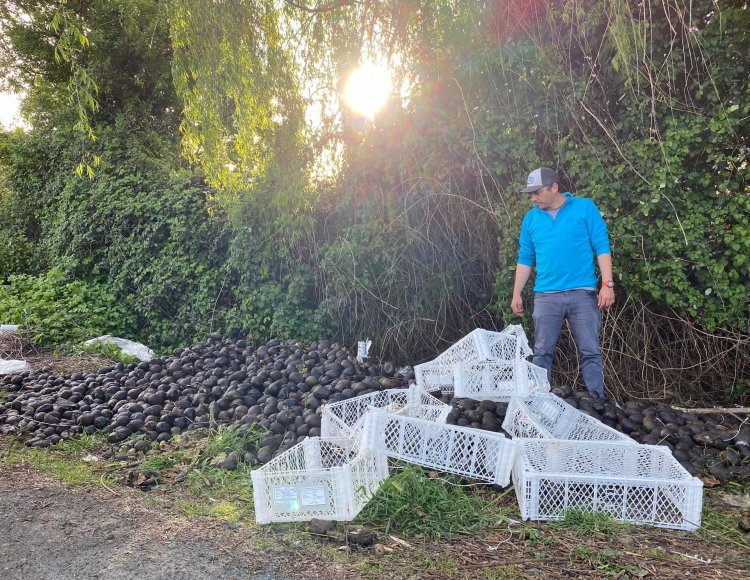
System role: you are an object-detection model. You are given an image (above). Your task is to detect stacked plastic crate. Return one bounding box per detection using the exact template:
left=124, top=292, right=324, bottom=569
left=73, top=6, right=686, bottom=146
left=415, top=325, right=550, bottom=401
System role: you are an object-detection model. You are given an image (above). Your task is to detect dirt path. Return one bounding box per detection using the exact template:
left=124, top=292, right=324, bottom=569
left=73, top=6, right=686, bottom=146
left=0, top=464, right=344, bottom=580
left=2, top=461, right=749, bottom=580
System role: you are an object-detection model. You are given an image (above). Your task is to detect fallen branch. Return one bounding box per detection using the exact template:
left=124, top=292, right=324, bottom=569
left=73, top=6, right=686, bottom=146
left=670, top=406, right=750, bottom=415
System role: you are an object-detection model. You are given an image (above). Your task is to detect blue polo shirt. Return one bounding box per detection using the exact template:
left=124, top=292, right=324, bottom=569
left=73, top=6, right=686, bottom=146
left=517, top=193, right=611, bottom=292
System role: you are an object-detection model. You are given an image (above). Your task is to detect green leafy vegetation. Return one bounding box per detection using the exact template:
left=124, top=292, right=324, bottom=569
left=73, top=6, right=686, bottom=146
left=0, top=269, right=135, bottom=346
left=0, top=0, right=748, bottom=400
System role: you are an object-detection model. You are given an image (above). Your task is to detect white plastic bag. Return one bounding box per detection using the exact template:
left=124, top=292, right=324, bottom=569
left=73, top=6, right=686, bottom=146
left=84, top=335, right=155, bottom=362
left=0, top=360, right=31, bottom=374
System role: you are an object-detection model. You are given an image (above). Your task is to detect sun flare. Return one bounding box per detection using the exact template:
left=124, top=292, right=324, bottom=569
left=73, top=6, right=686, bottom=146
left=342, top=63, right=392, bottom=119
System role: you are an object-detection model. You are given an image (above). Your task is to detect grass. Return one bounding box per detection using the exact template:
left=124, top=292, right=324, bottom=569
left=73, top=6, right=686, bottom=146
left=356, top=464, right=514, bottom=539
left=549, top=509, right=627, bottom=538
left=699, top=503, right=750, bottom=553
left=177, top=464, right=255, bottom=523
left=130, top=423, right=266, bottom=485
left=2, top=438, right=112, bottom=485
left=53, top=431, right=110, bottom=455
left=119, top=426, right=262, bottom=524
left=195, top=423, right=266, bottom=466
left=570, top=546, right=650, bottom=577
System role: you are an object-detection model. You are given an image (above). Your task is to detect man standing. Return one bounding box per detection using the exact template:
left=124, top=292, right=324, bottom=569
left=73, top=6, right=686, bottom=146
left=511, top=167, right=615, bottom=398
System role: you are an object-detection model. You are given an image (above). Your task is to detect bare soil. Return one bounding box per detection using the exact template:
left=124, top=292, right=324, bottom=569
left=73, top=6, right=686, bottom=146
left=2, top=458, right=749, bottom=579
left=0, top=463, right=353, bottom=580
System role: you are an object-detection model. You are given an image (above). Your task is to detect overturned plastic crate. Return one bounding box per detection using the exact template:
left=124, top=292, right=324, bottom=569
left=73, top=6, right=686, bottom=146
left=513, top=439, right=703, bottom=530
left=251, top=436, right=388, bottom=524
left=454, top=359, right=550, bottom=402
left=502, top=391, right=634, bottom=443
left=361, top=408, right=516, bottom=486
left=434, top=325, right=531, bottom=367
left=320, top=385, right=450, bottom=439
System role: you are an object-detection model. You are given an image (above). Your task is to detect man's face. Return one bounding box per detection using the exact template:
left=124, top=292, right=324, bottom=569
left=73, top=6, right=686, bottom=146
left=529, top=184, right=558, bottom=209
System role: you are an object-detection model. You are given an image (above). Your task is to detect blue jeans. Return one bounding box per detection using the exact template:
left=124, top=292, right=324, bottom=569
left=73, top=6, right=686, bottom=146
left=532, top=289, right=604, bottom=397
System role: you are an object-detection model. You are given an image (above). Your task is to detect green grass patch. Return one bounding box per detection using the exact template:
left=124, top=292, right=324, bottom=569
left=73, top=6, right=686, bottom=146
left=134, top=424, right=266, bottom=485
left=138, top=428, right=258, bottom=523
left=2, top=440, right=110, bottom=485
left=183, top=465, right=254, bottom=500
left=139, top=446, right=196, bottom=472
left=52, top=431, right=110, bottom=456
left=356, top=464, right=513, bottom=539
left=172, top=497, right=250, bottom=522
left=700, top=503, right=750, bottom=551
left=196, top=423, right=266, bottom=465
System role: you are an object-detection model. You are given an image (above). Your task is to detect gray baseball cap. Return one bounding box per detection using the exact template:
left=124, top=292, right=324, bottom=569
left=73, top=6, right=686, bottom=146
left=520, top=167, right=559, bottom=193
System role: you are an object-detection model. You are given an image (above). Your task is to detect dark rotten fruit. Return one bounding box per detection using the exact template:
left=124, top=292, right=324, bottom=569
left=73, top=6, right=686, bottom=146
left=0, top=336, right=745, bottom=480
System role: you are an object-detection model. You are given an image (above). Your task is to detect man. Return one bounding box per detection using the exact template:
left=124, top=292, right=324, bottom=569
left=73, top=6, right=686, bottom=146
left=511, top=167, right=615, bottom=398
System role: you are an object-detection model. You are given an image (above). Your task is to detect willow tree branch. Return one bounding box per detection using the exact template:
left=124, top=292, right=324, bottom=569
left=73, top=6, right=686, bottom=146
left=285, top=0, right=357, bottom=14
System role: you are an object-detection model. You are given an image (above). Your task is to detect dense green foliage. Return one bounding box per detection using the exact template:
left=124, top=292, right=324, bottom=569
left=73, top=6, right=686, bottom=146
left=0, top=0, right=748, bottom=400
left=0, top=269, right=135, bottom=345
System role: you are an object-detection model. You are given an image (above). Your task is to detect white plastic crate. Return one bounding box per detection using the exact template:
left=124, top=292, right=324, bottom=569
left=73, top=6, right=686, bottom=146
left=502, top=391, right=634, bottom=443
left=513, top=439, right=703, bottom=530
left=320, top=385, right=450, bottom=439
left=416, top=325, right=538, bottom=397
left=485, top=325, right=533, bottom=360
left=251, top=436, right=389, bottom=523
left=414, top=359, right=458, bottom=392
left=454, top=359, right=550, bottom=401
left=431, top=325, right=531, bottom=367
left=361, top=408, right=516, bottom=486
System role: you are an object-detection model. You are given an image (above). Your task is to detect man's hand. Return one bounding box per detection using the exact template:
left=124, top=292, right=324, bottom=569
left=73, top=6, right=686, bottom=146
left=511, top=295, right=524, bottom=316
left=598, top=286, right=615, bottom=309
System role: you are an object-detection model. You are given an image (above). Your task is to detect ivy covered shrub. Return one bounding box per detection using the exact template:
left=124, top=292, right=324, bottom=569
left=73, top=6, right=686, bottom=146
left=0, top=269, right=135, bottom=346
left=0, top=233, right=32, bottom=283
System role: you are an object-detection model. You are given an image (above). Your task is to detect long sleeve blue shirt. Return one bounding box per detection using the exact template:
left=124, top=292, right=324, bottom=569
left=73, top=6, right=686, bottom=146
left=517, top=193, right=611, bottom=292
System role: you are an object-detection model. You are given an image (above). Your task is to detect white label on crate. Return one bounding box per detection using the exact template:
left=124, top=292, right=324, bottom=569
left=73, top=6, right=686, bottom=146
left=300, top=485, right=327, bottom=506
left=273, top=486, right=298, bottom=506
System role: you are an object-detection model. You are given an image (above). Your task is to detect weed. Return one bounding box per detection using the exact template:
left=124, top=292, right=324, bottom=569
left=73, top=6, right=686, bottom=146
left=52, top=431, right=109, bottom=456
left=517, top=526, right=543, bottom=546
left=570, top=545, right=648, bottom=577
left=418, top=556, right=458, bottom=572
left=196, top=423, right=266, bottom=467
left=550, top=509, right=626, bottom=538
left=700, top=504, right=750, bottom=550
left=139, top=447, right=195, bottom=472
left=356, top=464, right=511, bottom=539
